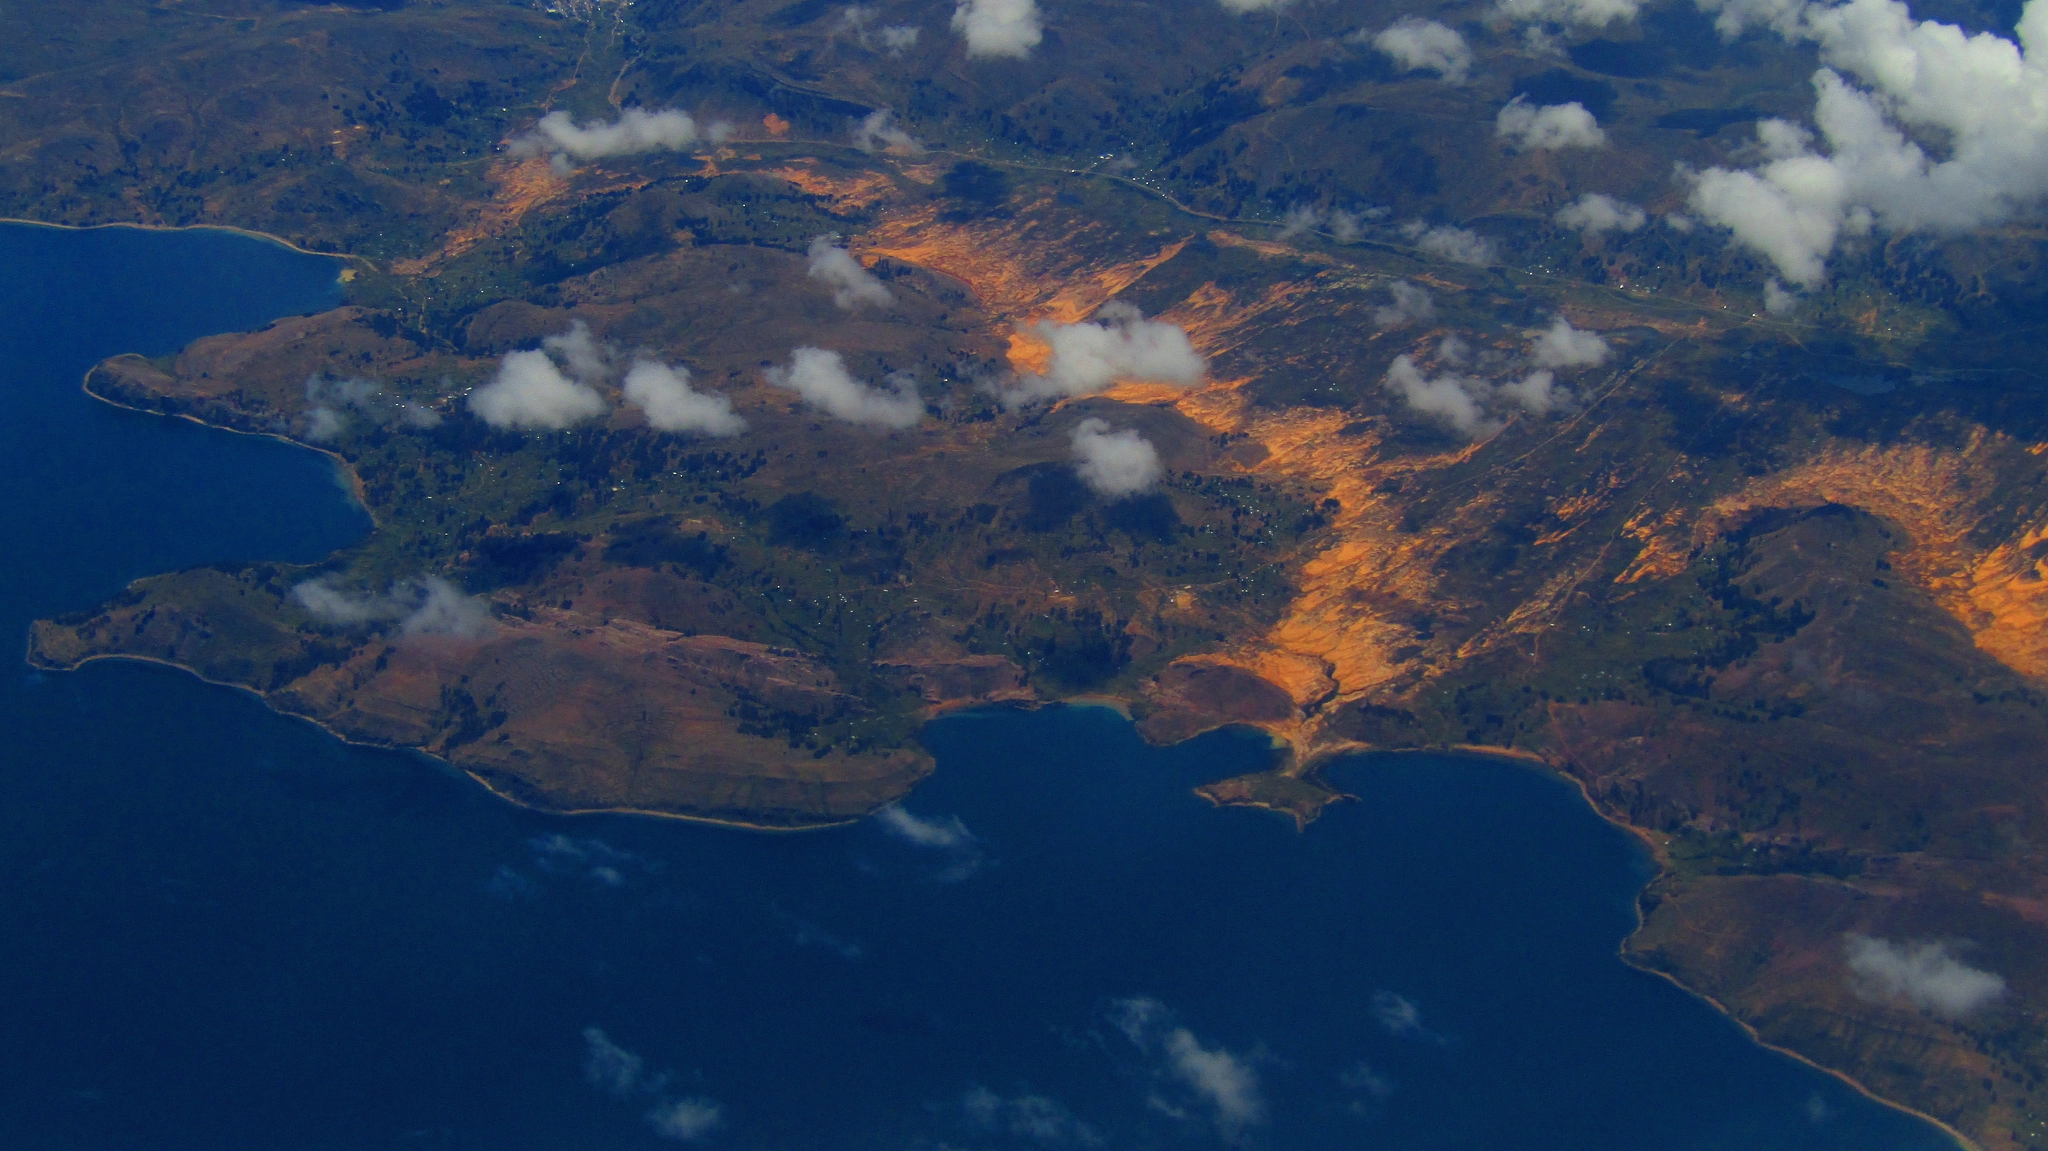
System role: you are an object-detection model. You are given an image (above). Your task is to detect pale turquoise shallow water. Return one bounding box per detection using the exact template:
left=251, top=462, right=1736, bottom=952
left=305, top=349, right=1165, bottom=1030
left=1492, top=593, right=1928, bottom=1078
left=0, top=222, right=1960, bottom=1150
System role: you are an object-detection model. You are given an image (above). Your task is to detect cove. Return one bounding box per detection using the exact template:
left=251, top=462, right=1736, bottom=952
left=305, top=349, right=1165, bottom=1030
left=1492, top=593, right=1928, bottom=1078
left=0, top=221, right=1963, bottom=1150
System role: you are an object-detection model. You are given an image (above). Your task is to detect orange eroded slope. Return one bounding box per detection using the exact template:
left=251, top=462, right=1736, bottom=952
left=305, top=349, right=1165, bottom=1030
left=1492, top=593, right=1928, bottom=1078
left=1708, top=433, right=2048, bottom=680
left=864, top=200, right=1188, bottom=323
left=389, top=156, right=573, bottom=275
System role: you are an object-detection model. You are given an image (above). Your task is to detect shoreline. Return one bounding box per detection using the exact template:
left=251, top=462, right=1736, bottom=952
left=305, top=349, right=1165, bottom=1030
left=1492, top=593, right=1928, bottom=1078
left=0, top=214, right=371, bottom=267
left=28, top=640, right=1984, bottom=1146
left=30, top=648, right=860, bottom=836
left=80, top=366, right=381, bottom=531
left=1528, top=743, right=1981, bottom=1151
left=49, top=349, right=1981, bottom=1148
left=1268, top=735, right=1980, bottom=1150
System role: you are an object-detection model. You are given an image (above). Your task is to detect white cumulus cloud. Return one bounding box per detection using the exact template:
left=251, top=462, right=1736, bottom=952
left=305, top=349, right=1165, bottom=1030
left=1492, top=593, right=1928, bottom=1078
left=622, top=360, right=746, bottom=436
left=1387, top=355, right=1503, bottom=437
left=301, top=375, right=441, bottom=442
left=875, top=804, right=976, bottom=849
left=1687, top=0, right=2048, bottom=286
left=1070, top=418, right=1163, bottom=498
left=806, top=235, right=893, bottom=308
left=765, top=347, right=924, bottom=429
left=1373, top=280, right=1437, bottom=328
left=584, top=1027, right=656, bottom=1097
left=875, top=804, right=984, bottom=880
left=582, top=1027, right=723, bottom=1142
left=1526, top=315, right=1610, bottom=368
left=543, top=320, right=613, bottom=386
left=1277, top=203, right=1374, bottom=240
left=1403, top=222, right=1498, bottom=265
left=951, top=0, right=1042, bottom=58
left=293, top=575, right=495, bottom=640
left=1497, top=97, right=1607, bottom=150
left=1556, top=192, right=1647, bottom=233
left=1495, top=368, right=1567, bottom=415
left=1007, top=302, right=1205, bottom=404
left=1495, top=0, right=1643, bottom=25
left=401, top=579, right=498, bottom=639
left=1368, top=17, right=1474, bottom=82
left=508, top=108, right=728, bottom=172
left=963, top=1087, right=1102, bottom=1145
left=1369, top=990, right=1449, bottom=1043
left=1110, top=998, right=1265, bottom=1141
left=851, top=108, right=923, bottom=154
left=470, top=349, right=607, bottom=429
left=840, top=6, right=922, bottom=52
left=646, top=1098, right=724, bottom=1142
left=470, top=321, right=615, bottom=430
left=1845, top=934, right=2007, bottom=1018
left=1386, top=319, right=1604, bottom=437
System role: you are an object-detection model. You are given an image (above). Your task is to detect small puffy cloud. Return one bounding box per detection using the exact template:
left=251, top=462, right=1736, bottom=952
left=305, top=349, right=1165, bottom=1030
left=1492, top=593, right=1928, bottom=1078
left=875, top=804, right=984, bottom=881
left=1368, top=17, right=1474, bottom=82
left=508, top=108, right=727, bottom=172
left=647, top=1098, right=724, bottom=1142
left=806, top=235, right=893, bottom=308
left=485, top=864, right=542, bottom=901
left=1496, top=97, right=1606, bottom=150
left=1373, top=280, right=1436, bottom=328
left=1370, top=991, right=1447, bottom=1043
left=303, top=377, right=380, bottom=442
left=963, top=1087, right=1102, bottom=1145
left=1495, top=369, right=1566, bottom=415
left=840, top=6, right=922, bottom=52
left=584, top=1027, right=656, bottom=1097
left=1110, top=998, right=1265, bottom=1141
left=292, top=575, right=495, bottom=640
left=1386, top=321, right=1601, bottom=437
left=582, top=1028, right=723, bottom=1142
left=1764, top=277, right=1800, bottom=315
left=1008, top=302, right=1206, bottom=404
left=1070, top=418, right=1163, bottom=498
left=765, top=348, right=924, bottom=429
left=530, top=834, right=653, bottom=888
left=292, top=577, right=400, bottom=626
left=304, top=406, right=348, bottom=442
left=1687, top=146, right=1845, bottom=287
left=301, top=375, right=441, bottom=442
left=1556, top=192, right=1646, bottom=234
left=1845, top=934, right=2007, bottom=1018
left=623, top=360, right=746, bottom=436
left=1388, top=355, right=1500, bottom=438
left=875, top=804, right=975, bottom=850
left=1339, top=1063, right=1395, bottom=1114
left=401, top=579, right=498, bottom=639
left=851, top=108, right=923, bottom=154
left=1162, top=1030, right=1262, bottom=1138
left=543, top=320, right=614, bottom=386
left=951, top=0, right=1041, bottom=58
left=1403, top=222, right=1498, bottom=266
left=470, top=349, right=607, bottom=429
left=1494, top=0, right=1642, bottom=25
left=1526, top=316, right=1609, bottom=368
left=1277, top=203, right=1374, bottom=241
left=470, top=324, right=615, bottom=430
left=1218, top=0, right=1288, bottom=11
left=782, top=913, right=865, bottom=959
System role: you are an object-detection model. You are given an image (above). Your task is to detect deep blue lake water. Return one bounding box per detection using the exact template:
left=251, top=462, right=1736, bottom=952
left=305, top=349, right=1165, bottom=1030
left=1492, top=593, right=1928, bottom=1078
left=0, top=222, right=1961, bottom=1150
